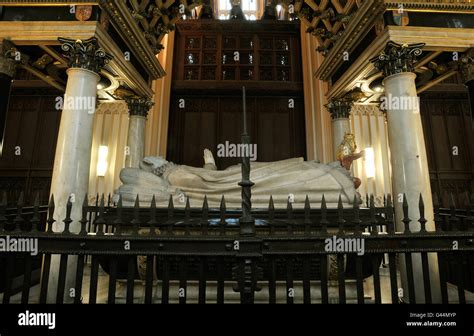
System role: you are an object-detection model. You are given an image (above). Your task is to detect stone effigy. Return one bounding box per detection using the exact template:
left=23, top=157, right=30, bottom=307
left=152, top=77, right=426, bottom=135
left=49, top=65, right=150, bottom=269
left=114, top=146, right=361, bottom=208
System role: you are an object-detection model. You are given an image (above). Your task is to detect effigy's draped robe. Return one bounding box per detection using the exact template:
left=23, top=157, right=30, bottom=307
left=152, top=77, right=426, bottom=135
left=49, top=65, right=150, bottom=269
left=117, top=157, right=358, bottom=208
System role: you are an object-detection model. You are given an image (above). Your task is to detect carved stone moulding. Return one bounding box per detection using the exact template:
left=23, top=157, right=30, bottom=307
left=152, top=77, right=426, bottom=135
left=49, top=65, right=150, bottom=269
left=0, top=40, right=18, bottom=77
left=370, top=41, right=425, bottom=77
left=325, top=97, right=354, bottom=119
left=314, top=0, right=387, bottom=81
left=98, top=0, right=166, bottom=79
left=125, top=97, right=154, bottom=117
left=384, top=0, right=474, bottom=14
left=460, top=48, right=474, bottom=84
left=175, top=19, right=300, bottom=33
left=352, top=104, right=384, bottom=117
left=58, top=37, right=113, bottom=74
left=0, top=55, right=16, bottom=78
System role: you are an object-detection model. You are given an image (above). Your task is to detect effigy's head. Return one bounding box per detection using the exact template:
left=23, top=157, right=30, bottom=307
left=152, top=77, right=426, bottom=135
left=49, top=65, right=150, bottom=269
left=141, top=156, right=168, bottom=172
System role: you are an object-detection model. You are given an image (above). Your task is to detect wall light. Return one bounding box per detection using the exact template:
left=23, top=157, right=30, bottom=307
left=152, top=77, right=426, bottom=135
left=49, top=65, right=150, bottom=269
left=365, top=147, right=375, bottom=179
left=276, top=4, right=282, bottom=18
left=97, top=145, right=109, bottom=177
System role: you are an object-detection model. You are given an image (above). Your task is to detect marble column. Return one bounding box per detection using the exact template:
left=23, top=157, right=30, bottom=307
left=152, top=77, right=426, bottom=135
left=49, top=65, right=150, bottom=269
left=0, top=40, right=16, bottom=151
left=371, top=42, right=440, bottom=303
left=460, top=48, right=474, bottom=121
left=326, top=98, right=353, bottom=157
left=125, top=97, right=154, bottom=168
left=47, top=37, right=112, bottom=303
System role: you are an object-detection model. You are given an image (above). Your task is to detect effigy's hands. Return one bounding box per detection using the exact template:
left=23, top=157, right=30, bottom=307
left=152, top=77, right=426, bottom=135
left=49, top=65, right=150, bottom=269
left=203, top=148, right=216, bottom=165
left=340, top=152, right=363, bottom=170
left=352, top=151, right=364, bottom=160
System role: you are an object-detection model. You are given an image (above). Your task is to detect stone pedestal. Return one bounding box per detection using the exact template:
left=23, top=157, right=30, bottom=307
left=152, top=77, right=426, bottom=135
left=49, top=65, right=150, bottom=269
left=125, top=98, right=154, bottom=168
left=47, top=37, right=112, bottom=303
left=372, top=42, right=440, bottom=303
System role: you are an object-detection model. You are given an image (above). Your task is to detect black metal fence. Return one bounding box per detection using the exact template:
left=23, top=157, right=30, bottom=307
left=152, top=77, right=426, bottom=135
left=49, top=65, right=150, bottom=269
left=1, top=191, right=473, bottom=304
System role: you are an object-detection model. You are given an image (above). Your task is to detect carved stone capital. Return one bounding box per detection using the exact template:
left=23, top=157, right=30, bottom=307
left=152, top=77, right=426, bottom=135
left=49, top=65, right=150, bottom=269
left=0, top=40, right=18, bottom=78
left=371, top=41, right=425, bottom=78
left=460, top=48, right=474, bottom=84
left=325, top=98, right=353, bottom=120
left=125, top=97, right=154, bottom=117
left=58, top=37, right=113, bottom=74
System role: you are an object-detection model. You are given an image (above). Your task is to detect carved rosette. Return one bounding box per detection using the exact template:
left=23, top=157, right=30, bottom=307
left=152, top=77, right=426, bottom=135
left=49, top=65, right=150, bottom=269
left=460, top=49, right=474, bottom=84
left=58, top=37, right=113, bottom=74
left=325, top=98, right=353, bottom=120
left=0, top=41, right=18, bottom=78
left=371, top=41, right=425, bottom=77
left=126, top=97, right=155, bottom=118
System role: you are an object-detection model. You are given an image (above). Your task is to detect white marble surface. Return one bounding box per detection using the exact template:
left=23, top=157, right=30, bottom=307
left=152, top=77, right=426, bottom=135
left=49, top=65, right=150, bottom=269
left=47, top=68, right=99, bottom=303
left=384, top=72, right=440, bottom=303
left=125, top=115, right=146, bottom=168
left=115, top=157, right=359, bottom=209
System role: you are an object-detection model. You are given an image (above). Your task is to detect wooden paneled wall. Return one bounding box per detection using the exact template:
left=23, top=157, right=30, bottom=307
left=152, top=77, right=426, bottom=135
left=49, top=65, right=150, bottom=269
left=0, top=91, right=61, bottom=205
left=167, top=95, right=306, bottom=169
left=420, top=90, right=474, bottom=206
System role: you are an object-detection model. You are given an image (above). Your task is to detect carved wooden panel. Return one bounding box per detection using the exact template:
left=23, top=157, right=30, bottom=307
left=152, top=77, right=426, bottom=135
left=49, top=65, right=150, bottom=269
left=174, top=21, right=302, bottom=83
left=296, top=0, right=362, bottom=55
left=420, top=92, right=474, bottom=207
left=0, top=94, right=61, bottom=205
left=169, top=20, right=305, bottom=169
left=167, top=95, right=306, bottom=169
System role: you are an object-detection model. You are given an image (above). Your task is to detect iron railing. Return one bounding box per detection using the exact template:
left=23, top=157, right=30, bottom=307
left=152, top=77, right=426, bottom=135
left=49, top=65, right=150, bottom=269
left=0, top=190, right=473, bottom=304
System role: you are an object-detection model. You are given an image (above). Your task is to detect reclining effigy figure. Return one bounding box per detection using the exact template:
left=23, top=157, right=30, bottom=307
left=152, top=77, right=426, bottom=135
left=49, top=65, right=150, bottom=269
left=114, top=134, right=363, bottom=208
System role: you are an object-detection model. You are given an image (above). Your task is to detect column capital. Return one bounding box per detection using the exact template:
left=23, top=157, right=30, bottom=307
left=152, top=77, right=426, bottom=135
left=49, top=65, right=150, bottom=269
left=325, top=98, right=353, bottom=119
left=460, top=48, right=474, bottom=84
left=125, top=97, right=154, bottom=117
left=371, top=41, right=425, bottom=78
left=0, top=40, right=18, bottom=78
left=58, top=37, right=113, bottom=74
